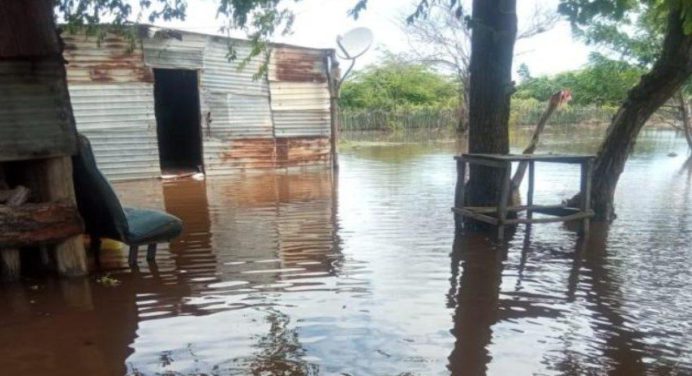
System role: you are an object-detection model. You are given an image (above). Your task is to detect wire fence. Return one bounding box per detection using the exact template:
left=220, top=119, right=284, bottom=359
left=339, top=105, right=621, bottom=132
left=511, top=104, right=617, bottom=127
left=340, top=108, right=459, bottom=131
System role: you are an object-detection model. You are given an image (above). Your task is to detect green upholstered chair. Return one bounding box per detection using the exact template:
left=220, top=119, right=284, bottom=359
left=72, top=134, right=183, bottom=266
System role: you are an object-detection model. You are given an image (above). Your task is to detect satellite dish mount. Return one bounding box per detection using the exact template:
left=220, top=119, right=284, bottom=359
left=335, top=27, right=373, bottom=90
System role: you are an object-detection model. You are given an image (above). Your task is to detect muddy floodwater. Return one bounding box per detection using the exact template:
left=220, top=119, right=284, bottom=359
left=1, top=128, right=691, bottom=375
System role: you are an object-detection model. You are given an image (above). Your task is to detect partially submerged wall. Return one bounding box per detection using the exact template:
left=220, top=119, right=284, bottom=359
left=63, top=27, right=334, bottom=181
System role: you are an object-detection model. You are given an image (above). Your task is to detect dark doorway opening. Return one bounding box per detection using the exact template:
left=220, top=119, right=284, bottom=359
left=153, top=68, right=203, bottom=175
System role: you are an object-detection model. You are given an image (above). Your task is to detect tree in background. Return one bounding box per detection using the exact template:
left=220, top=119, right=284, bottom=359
left=516, top=53, right=645, bottom=106
left=401, top=1, right=558, bottom=132
left=340, top=55, right=457, bottom=110
left=559, top=0, right=692, bottom=219
left=567, top=0, right=692, bottom=151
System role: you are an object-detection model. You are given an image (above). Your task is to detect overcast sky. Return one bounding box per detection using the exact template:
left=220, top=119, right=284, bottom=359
left=154, top=0, right=593, bottom=78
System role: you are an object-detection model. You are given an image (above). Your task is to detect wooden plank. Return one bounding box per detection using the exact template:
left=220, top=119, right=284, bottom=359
left=454, top=159, right=466, bottom=229
left=23, top=157, right=87, bottom=277
left=464, top=204, right=572, bottom=214
left=451, top=207, right=499, bottom=225
left=497, top=162, right=512, bottom=240
left=527, top=161, right=535, bottom=220
left=505, top=211, right=594, bottom=225
left=461, top=156, right=507, bottom=168
left=580, top=159, right=593, bottom=235
left=0, top=248, right=20, bottom=281
left=460, top=153, right=594, bottom=164
left=0, top=184, right=30, bottom=281
left=0, top=201, right=83, bottom=247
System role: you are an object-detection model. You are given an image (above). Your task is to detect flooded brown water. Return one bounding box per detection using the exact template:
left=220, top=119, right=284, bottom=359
left=1, top=128, right=691, bottom=375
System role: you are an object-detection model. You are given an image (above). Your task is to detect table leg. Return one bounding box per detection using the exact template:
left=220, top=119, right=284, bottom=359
left=580, top=159, right=593, bottom=235
left=527, top=161, right=535, bottom=220
left=454, top=158, right=467, bottom=230
left=497, top=161, right=511, bottom=241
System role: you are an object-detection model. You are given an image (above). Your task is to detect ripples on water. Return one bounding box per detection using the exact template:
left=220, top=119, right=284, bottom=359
left=0, top=129, right=690, bottom=375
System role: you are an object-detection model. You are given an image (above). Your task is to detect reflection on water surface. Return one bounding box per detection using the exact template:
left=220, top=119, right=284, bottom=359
left=0, top=129, right=690, bottom=375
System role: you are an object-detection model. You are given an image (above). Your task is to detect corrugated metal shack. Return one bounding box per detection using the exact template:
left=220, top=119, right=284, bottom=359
left=62, top=25, right=336, bottom=181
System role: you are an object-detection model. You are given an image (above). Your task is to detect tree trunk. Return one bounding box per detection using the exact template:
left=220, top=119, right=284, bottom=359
left=465, top=0, right=517, bottom=220
left=0, top=1, right=87, bottom=276
left=677, top=90, right=692, bottom=151
left=585, top=7, right=692, bottom=220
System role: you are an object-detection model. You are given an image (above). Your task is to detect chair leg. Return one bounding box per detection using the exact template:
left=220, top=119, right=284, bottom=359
left=90, top=237, right=102, bottom=267
left=146, top=243, right=157, bottom=262
left=128, top=245, right=139, bottom=266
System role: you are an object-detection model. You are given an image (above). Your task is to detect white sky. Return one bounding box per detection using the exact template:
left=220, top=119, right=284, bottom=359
left=153, top=0, right=592, bottom=77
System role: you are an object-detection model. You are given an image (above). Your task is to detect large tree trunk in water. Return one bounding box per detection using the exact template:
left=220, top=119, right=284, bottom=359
left=586, top=7, right=692, bottom=221
left=465, top=0, right=517, bottom=226
left=0, top=1, right=87, bottom=276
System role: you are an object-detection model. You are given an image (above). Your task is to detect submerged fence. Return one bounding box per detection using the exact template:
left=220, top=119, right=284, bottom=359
left=511, top=104, right=617, bottom=127
left=340, top=109, right=459, bottom=131
left=340, top=105, right=620, bottom=132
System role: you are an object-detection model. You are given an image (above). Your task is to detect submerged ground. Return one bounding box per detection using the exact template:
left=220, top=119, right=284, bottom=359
left=0, top=128, right=690, bottom=375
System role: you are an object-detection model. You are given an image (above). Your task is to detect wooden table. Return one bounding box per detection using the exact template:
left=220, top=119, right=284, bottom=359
left=453, top=153, right=595, bottom=240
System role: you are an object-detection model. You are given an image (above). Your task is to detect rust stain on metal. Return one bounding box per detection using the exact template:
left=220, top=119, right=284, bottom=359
left=274, top=48, right=327, bottom=83
left=62, top=32, right=150, bottom=84
left=285, top=137, right=330, bottom=166
left=88, top=68, right=114, bottom=82
left=220, top=139, right=277, bottom=169
left=219, top=137, right=330, bottom=170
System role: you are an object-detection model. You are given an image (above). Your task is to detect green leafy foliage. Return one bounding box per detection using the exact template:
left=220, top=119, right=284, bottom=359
left=557, top=0, right=691, bottom=97
left=515, top=53, right=645, bottom=106
left=340, top=56, right=458, bottom=110
left=559, top=0, right=692, bottom=38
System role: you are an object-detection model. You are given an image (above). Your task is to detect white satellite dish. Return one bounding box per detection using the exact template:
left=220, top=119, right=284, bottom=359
left=337, top=27, right=374, bottom=59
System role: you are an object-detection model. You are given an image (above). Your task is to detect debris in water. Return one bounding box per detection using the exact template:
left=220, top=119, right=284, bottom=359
left=96, top=274, right=121, bottom=287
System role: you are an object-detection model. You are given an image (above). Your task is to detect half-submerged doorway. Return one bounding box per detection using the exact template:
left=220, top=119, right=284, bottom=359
left=153, top=68, right=203, bottom=177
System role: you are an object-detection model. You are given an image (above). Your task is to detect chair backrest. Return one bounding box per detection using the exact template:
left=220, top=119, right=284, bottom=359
left=71, top=134, right=129, bottom=240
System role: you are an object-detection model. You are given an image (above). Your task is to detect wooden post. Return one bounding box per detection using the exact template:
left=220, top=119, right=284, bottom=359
left=527, top=161, right=535, bottom=220
left=1, top=185, right=29, bottom=281
left=497, top=161, right=512, bottom=241
left=0, top=248, right=20, bottom=281
left=580, top=159, right=593, bottom=235
left=326, top=52, right=341, bottom=171
left=26, top=157, right=87, bottom=277
left=454, top=158, right=466, bottom=229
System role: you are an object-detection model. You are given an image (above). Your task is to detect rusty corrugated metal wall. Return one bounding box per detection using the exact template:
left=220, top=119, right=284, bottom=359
left=63, top=32, right=161, bottom=181
left=201, top=38, right=276, bottom=174
left=63, top=27, right=333, bottom=181
left=267, top=47, right=332, bottom=168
